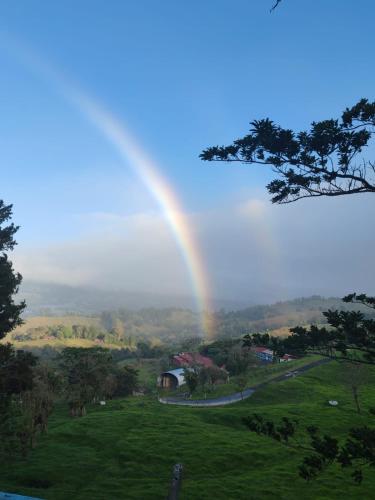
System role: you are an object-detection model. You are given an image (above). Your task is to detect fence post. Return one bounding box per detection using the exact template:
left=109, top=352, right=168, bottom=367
left=167, top=463, right=183, bottom=500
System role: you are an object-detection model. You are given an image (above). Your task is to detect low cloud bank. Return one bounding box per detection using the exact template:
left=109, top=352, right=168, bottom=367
left=13, top=194, right=375, bottom=305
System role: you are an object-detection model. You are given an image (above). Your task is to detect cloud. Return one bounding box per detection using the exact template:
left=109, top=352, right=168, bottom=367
left=237, top=198, right=268, bottom=218
left=14, top=211, right=190, bottom=295
left=13, top=194, right=375, bottom=306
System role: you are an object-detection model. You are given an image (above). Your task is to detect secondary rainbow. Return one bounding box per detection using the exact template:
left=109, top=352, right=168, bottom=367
left=2, top=35, right=214, bottom=336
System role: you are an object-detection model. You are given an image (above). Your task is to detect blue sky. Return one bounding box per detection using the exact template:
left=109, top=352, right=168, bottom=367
left=0, top=0, right=374, bottom=302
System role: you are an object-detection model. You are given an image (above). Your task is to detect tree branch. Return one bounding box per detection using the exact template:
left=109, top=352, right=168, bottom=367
left=270, top=0, right=282, bottom=12
left=201, top=99, right=375, bottom=204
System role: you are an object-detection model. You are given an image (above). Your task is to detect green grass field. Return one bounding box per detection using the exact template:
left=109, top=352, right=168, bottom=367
left=1, top=361, right=374, bottom=499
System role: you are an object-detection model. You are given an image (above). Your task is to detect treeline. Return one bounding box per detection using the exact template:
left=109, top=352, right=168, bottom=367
left=13, top=324, right=113, bottom=343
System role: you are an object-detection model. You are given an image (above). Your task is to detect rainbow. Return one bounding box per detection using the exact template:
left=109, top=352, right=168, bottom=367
left=1, top=34, right=214, bottom=337
left=71, top=92, right=214, bottom=336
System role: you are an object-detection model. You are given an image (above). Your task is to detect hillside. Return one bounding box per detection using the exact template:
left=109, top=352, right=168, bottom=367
left=6, top=308, right=201, bottom=350
left=0, top=361, right=374, bottom=499
left=14, top=315, right=100, bottom=333
left=214, top=295, right=375, bottom=336
left=6, top=295, right=373, bottom=352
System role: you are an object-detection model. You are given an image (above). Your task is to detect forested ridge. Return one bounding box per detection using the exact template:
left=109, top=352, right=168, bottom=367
left=6, top=295, right=374, bottom=352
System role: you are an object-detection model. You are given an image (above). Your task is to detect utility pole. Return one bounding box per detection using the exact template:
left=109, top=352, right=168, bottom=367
left=167, top=463, right=183, bottom=500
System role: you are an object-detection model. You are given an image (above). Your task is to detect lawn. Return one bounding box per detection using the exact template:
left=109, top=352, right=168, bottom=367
left=1, top=362, right=374, bottom=499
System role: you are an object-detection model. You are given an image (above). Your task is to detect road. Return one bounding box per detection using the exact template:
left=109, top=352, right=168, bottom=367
left=158, top=358, right=331, bottom=407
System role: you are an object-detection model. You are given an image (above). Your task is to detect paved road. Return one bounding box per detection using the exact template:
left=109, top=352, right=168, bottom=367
left=158, top=358, right=331, bottom=407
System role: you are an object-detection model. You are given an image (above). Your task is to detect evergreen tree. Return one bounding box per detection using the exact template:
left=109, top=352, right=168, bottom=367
left=0, top=200, right=25, bottom=338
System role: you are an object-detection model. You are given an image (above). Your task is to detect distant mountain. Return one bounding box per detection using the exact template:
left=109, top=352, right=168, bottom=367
left=18, top=280, right=248, bottom=316
left=11, top=286, right=375, bottom=351
left=214, top=295, right=375, bottom=337
left=18, top=282, right=372, bottom=338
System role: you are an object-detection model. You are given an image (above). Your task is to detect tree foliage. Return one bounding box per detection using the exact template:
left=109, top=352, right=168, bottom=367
left=59, top=347, right=138, bottom=416
left=243, top=414, right=375, bottom=484
left=0, top=200, right=25, bottom=338
left=340, top=362, right=369, bottom=414
left=0, top=199, right=54, bottom=459
left=198, top=365, right=228, bottom=395
left=243, top=294, right=375, bottom=365
left=183, top=368, right=199, bottom=396
left=286, top=293, right=375, bottom=363
left=201, top=99, right=375, bottom=204
left=0, top=345, right=58, bottom=458
left=114, top=365, right=139, bottom=398
left=270, top=0, right=282, bottom=12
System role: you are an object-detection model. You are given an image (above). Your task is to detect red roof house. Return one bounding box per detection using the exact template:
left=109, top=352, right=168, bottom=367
left=172, top=352, right=213, bottom=368
left=251, top=346, right=296, bottom=363
left=280, top=354, right=296, bottom=362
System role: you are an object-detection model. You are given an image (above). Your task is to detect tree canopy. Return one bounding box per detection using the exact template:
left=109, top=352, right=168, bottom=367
left=243, top=413, right=375, bottom=484
left=201, top=99, right=375, bottom=204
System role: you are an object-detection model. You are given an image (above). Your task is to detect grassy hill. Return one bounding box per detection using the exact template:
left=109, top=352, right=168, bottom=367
left=13, top=316, right=100, bottom=332
left=2, top=315, right=123, bottom=351
left=0, top=361, right=374, bottom=499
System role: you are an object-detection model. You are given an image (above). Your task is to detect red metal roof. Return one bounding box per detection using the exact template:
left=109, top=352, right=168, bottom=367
left=173, top=352, right=213, bottom=368
left=281, top=354, right=296, bottom=360
left=251, top=346, right=273, bottom=354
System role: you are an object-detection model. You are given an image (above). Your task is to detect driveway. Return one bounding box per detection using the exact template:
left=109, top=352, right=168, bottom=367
left=158, top=358, right=331, bottom=407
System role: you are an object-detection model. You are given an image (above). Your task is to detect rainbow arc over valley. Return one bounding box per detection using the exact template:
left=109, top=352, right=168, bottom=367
left=70, top=92, right=215, bottom=337
left=2, top=35, right=215, bottom=337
